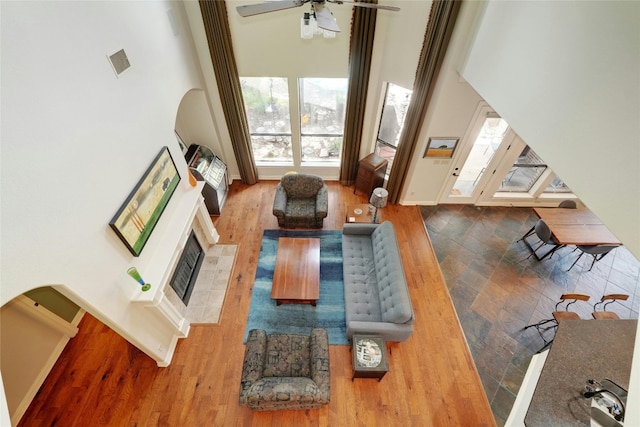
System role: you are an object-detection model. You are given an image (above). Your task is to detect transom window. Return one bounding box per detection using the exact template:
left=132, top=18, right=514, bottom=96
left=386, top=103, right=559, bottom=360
left=497, top=145, right=572, bottom=194
left=498, top=145, right=547, bottom=192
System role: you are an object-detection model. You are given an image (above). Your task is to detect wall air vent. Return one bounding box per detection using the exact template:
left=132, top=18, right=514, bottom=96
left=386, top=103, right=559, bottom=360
left=108, top=49, right=130, bottom=77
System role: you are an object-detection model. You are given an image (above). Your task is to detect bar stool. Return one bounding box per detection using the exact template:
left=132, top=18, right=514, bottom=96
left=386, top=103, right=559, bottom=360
left=592, top=294, right=629, bottom=320
left=524, top=293, right=590, bottom=352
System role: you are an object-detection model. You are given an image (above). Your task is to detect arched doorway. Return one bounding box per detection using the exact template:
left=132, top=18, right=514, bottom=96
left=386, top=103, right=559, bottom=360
left=0, top=286, right=84, bottom=425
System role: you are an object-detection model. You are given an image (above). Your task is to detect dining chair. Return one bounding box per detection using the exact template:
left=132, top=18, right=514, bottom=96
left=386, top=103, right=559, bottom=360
left=592, top=294, right=629, bottom=320
left=525, top=219, right=565, bottom=260
left=520, top=201, right=577, bottom=242
left=567, top=245, right=617, bottom=271
left=524, top=293, right=590, bottom=352
left=519, top=223, right=536, bottom=242
left=558, top=200, right=577, bottom=209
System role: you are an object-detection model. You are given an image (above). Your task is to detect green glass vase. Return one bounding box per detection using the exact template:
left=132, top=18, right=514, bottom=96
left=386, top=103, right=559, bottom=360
left=127, top=267, right=151, bottom=291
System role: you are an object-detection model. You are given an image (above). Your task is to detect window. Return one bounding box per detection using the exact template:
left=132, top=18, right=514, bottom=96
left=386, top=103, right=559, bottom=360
left=240, top=77, right=292, bottom=163
left=496, top=145, right=572, bottom=195
left=375, top=83, right=412, bottom=173
left=240, top=76, right=347, bottom=166
left=544, top=176, right=572, bottom=193
left=299, top=78, right=347, bottom=162
left=498, top=145, right=547, bottom=192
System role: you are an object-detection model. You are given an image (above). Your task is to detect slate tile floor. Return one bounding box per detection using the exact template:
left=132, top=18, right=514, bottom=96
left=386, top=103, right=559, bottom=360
left=420, top=205, right=640, bottom=426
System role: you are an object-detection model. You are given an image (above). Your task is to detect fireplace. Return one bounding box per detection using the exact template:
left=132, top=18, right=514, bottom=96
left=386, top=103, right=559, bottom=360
left=129, top=188, right=219, bottom=366
left=169, top=231, right=204, bottom=306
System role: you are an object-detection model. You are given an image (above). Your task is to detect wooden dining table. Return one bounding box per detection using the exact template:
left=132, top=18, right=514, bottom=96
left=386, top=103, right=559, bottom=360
left=533, top=207, right=622, bottom=246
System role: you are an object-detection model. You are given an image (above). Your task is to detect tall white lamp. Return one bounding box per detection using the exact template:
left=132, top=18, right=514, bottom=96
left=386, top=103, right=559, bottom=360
left=369, top=187, right=388, bottom=224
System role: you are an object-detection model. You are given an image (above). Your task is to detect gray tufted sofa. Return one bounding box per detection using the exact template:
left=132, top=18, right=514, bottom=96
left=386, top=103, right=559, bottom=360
left=341, top=221, right=414, bottom=342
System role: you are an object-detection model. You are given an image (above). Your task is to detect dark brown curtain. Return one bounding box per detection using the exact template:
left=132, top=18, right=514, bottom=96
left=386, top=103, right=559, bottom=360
left=339, top=1, right=378, bottom=186
left=386, top=0, right=461, bottom=203
left=199, top=0, right=258, bottom=184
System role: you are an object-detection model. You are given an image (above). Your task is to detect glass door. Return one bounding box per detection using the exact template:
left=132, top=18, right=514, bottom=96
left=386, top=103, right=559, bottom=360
left=438, top=111, right=511, bottom=203
left=452, top=117, right=508, bottom=196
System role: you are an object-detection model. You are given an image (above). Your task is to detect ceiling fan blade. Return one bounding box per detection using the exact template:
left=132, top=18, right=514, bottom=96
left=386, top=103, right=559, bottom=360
left=328, top=0, right=400, bottom=12
left=236, top=0, right=306, bottom=17
left=314, top=4, right=340, bottom=32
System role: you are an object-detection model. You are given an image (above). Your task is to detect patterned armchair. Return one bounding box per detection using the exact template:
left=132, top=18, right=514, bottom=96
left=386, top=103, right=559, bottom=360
left=239, top=329, right=330, bottom=411
left=273, top=173, right=328, bottom=228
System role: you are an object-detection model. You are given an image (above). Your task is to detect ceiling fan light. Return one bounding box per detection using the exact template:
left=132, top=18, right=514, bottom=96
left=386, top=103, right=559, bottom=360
left=300, top=14, right=313, bottom=39
left=311, top=16, right=322, bottom=35
left=322, top=29, right=336, bottom=39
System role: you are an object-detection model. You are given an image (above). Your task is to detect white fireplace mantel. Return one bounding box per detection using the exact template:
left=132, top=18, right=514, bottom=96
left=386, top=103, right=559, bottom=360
left=128, top=182, right=219, bottom=366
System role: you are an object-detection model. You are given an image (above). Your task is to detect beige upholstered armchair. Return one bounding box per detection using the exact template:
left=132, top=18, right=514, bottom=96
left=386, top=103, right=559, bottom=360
left=272, top=173, right=328, bottom=228
left=239, top=329, right=330, bottom=411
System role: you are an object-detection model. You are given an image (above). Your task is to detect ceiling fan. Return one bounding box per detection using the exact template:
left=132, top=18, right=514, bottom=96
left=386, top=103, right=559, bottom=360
left=236, top=0, right=399, bottom=34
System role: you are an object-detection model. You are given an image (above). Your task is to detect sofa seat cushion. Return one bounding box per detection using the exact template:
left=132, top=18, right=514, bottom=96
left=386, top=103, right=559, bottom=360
left=244, top=377, right=321, bottom=405
left=342, top=234, right=382, bottom=322
left=263, top=334, right=311, bottom=378
left=285, top=198, right=316, bottom=219
left=371, top=222, right=413, bottom=324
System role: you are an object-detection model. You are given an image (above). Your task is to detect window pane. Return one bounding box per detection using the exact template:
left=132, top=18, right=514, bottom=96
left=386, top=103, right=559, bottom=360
left=300, top=78, right=347, bottom=134
left=250, top=135, right=292, bottom=163
left=300, top=78, right=347, bottom=162
left=376, top=84, right=412, bottom=173
left=452, top=117, right=509, bottom=196
left=498, top=146, right=547, bottom=192
left=300, top=136, right=342, bottom=161
left=544, top=176, right=572, bottom=193
left=240, top=77, right=292, bottom=163
left=377, top=84, right=412, bottom=147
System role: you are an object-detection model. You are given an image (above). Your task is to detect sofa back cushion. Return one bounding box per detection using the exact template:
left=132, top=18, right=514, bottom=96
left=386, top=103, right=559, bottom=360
left=281, top=173, right=324, bottom=199
left=371, top=222, right=413, bottom=324
left=263, top=334, right=310, bottom=378
left=342, top=233, right=382, bottom=322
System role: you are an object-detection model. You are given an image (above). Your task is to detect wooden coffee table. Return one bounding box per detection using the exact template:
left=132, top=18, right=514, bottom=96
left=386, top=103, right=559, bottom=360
left=271, top=237, right=320, bottom=306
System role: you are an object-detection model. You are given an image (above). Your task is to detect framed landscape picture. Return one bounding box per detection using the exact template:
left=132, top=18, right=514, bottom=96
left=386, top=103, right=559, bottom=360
left=424, top=137, right=459, bottom=158
left=110, top=146, right=181, bottom=256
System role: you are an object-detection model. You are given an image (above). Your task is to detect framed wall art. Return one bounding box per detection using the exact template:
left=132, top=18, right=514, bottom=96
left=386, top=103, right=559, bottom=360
left=424, top=137, right=459, bottom=158
left=109, top=146, right=181, bottom=256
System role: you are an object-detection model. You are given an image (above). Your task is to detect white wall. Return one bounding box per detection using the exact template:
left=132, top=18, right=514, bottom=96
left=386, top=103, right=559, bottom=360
left=399, top=1, right=486, bottom=204
left=461, top=0, right=640, bottom=257
left=370, top=0, right=432, bottom=90
left=1, top=0, right=204, bottom=362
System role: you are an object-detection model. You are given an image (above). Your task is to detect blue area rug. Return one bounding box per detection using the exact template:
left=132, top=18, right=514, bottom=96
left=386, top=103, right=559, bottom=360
left=244, top=229, right=348, bottom=345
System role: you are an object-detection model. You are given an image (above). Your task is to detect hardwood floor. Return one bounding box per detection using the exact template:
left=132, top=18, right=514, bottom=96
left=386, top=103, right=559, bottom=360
left=18, top=181, right=495, bottom=426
